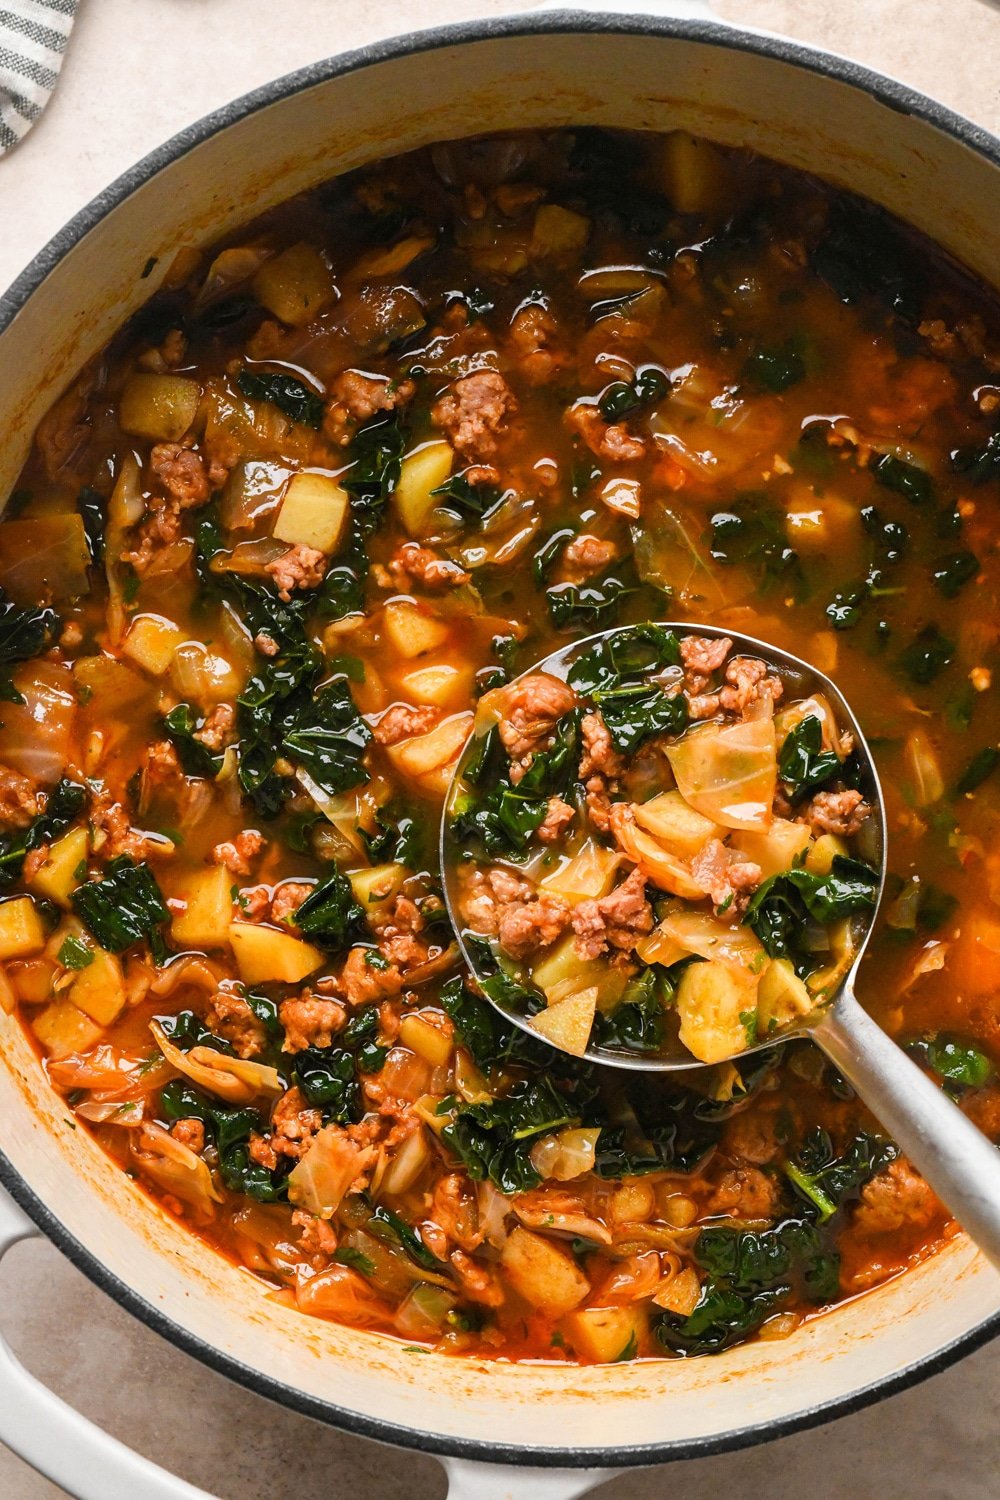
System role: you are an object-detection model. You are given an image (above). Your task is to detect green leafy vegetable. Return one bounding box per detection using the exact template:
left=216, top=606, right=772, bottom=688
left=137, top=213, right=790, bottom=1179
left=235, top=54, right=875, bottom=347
left=318, top=516, right=369, bottom=621
left=784, top=1128, right=898, bottom=1221
left=908, top=1033, right=993, bottom=1091
left=744, top=857, right=879, bottom=971
left=342, top=414, right=407, bottom=535
left=741, top=341, right=806, bottom=394
left=545, top=567, right=636, bottom=631
left=870, top=453, right=932, bottom=505
left=956, top=746, right=1000, bottom=795
left=708, top=494, right=804, bottom=597
left=57, top=935, right=94, bottom=971
left=598, top=366, right=669, bottom=421
left=451, top=713, right=579, bottom=860
left=811, top=199, right=919, bottom=319
left=443, top=1076, right=579, bottom=1194
left=162, top=703, right=222, bottom=778
left=951, top=427, right=1000, bottom=485
left=568, top=624, right=681, bottom=695
left=368, top=1203, right=448, bottom=1271
left=293, top=1047, right=359, bottom=1122
left=0, top=588, right=60, bottom=665
left=932, top=550, right=979, bottom=599
left=592, top=970, right=670, bottom=1052
left=778, top=715, right=841, bottom=799
left=431, top=473, right=503, bottom=526
left=439, top=975, right=556, bottom=1072
left=294, top=869, right=367, bottom=951
left=236, top=369, right=323, bottom=428
left=72, top=857, right=170, bottom=959
left=462, top=934, right=546, bottom=1017
left=159, top=1079, right=284, bottom=1201
left=281, top=678, right=372, bottom=798
left=0, top=778, right=86, bottom=892
left=898, top=624, right=954, bottom=686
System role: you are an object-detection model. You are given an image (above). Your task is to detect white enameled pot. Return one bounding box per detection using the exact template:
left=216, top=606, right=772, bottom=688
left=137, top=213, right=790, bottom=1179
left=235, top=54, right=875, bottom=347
left=1, top=4, right=999, bottom=1497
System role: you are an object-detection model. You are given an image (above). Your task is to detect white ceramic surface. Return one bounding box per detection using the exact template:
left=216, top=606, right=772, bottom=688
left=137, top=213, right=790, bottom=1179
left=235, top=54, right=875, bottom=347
left=2, top=3, right=1000, bottom=1497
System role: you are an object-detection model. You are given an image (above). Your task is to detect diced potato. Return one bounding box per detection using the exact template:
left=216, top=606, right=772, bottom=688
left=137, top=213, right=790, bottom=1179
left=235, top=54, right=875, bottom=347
left=632, top=790, right=718, bottom=859
left=9, top=957, right=55, bottom=1003
left=758, top=957, right=816, bottom=1035
left=0, top=897, right=46, bottom=960
left=563, top=1303, right=648, bottom=1364
left=122, top=614, right=185, bottom=676
left=532, top=938, right=626, bottom=1010
left=27, top=826, right=88, bottom=908
left=0, top=966, right=15, bottom=1015
left=540, top=839, right=619, bottom=904
left=348, top=862, right=406, bottom=916
left=273, top=472, right=349, bottom=554
left=229, top=922, right=324, bottom=985
left=659, top=130, right=734, bottom=217
left=384, top=712, right=473, bottom=797
left=805, top=832, right=849, bottom=876
left=382, top=601, right=450, bottom=659
left=531, top=204, right=590, bottom=258
left=784, top=496, right=858, bottom=554
left=120, top=374, right=200, bottom=442
left=733, top=821, right=812, bottom=879
left=170, top=865, right=234, bottom=950
left=529, top=986, right=597, bottom=1057
left=394, top=441, right=454, bottom=537
left=399, top=1012, right=452, bottom=1068
left=653, top=1266, right=701, bottom=1316
left=610, top=810, right=705, bottom=899
left=252, top=242, right=334, bottom=326
left=69, top=948, right=126, bottom=1027
left=32, top=997, right=104, bottom=1060
left=399, top=662, right=475, bottom=711
left=500, top=1226, right=590, bottom=1315
left=676, top=959, right=757, bottom=1065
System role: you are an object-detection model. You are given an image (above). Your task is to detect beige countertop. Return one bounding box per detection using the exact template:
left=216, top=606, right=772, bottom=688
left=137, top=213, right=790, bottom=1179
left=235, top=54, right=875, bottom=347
left=1, top=3, right=999, bottom=1497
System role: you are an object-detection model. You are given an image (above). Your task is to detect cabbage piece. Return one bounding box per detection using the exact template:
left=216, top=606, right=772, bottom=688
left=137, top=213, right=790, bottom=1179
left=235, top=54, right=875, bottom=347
left=150, top=1020, right=283, bottom=1105
left=0, top=661, right=75, bottom=785
left=105, top=455, right=144, bottom=646
left=666, top=718, right=777, bottom=830
left=130, top=1122, right=222, bottom=1215
left=0, top=515, right=91, bottom=605
left=287, top=1124, right=375, bottom=1217
left=659, top=910, right=766, bottom=976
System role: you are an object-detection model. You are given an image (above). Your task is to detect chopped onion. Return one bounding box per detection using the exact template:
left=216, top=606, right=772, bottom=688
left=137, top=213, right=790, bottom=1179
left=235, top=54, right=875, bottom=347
left=379, top=1126, right=431, bottom=1195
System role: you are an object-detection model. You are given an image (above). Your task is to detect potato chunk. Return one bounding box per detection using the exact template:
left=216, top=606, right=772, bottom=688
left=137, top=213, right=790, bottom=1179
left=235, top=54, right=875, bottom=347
left=122, top=615, right=185, bottom=676
left=0, top=897, right=46, bottom=960
left=394, top=441, right=454, bottom=537
left=529, top=986, right=597, bottom=1057
left=170, top=866, right=234, bottom=951
left=229, top=922, right=324, bottom=984
left=676, top=959, right=757, bottom=1064
left=26, top=826, right=88, bottom=908
left=120, top=374, right=200, bottom=442
left=70, top=948, right=126, bottom=1027
left=252, top=242, right=334, bottom=326
left=500, top=1227, right=590, bottom=1315
left=273, top=472, right=349, bottom=554
left=757, top=957, right=816, bottom=1034
left=563, top=1303, right=648, bottom=1363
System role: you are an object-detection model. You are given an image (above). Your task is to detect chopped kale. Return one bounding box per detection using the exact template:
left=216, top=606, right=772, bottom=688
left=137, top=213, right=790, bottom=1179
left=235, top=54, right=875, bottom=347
left=72, top=857, right=170, bottom=959
left=778, top=715, right=841, bottom=800
left=951, top=427, right=1000, bottom=485
left=811, top=198, right=920, bottom=319
left=236, top=368, right=324, bottom=428
left=368, top=1203, right=447, bottom=1271
left=360, top=804, right=425, bottom=868
left=907, top=1033, right=994, bottom=1092
left=592, top=970, right=670, bottom=1053
left=341, top=413, right=407, bottom=534
left=431, top=473, right=503, bottom=526
left=0, top=778, right=86, bottom=891
left=57, top=934, right=94, bottom=971
left=159, top=1079, right=284, bottom=1201
left=533, top=527, right=578, bottom=590
left=741, top=340, right=806, bottom=394
left=236, top=638, right=322, bottom=817
left=0, top=588, right=60, bottom=665
left=545, top=565, right=636, bottom=631
left=439, top=976, right=556, bottom=1072
left=744, top=857, right=879, bottom=972
left=785, top=1127, right=898, bottom=1221
left=442, top=1076, right=579, bottom=1194
left=162, top=703, right=222, bottom=778
left=193, top=498, right=227, bottom=585
left=594, top=681, right=688, bottom=756
left=708, top=494, right=804, bottom=597
left=568, top=624, right=681, bottom=695
left=318, top=515, right=369, bottom=621
left=932, top=549, right=979, bottom=599
left=598, top=366, right=669, bottom=421
left=870, top=453, right=933, bottom=505
left=293, top=1047, right=359, bottom=1122
left=898, top=624, right=954, bottom=685
left=955, top=746, right=1000, bottom=795
left=450, top=713, right=579, bottom=860
left=294, top=869, right=367, bottom=952
left=463, top=934, right=546, bottom=1018
left=155, top=1009, right=233, bottom=1054
left=281, top=677, right=372, bottom=799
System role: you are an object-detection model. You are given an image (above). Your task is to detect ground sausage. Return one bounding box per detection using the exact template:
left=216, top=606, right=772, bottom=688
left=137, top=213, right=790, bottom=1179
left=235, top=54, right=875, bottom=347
left=536, top=796, right=575, bottom=845
left=689, top=838, right=763, bottom=911
left=249, top=1086, right=323, bottom=1168
left=571, top=868, right=653, bottom=961
left=340, top=945, right=404, bottom=1006
left=558, top=534, right=618, bottom=584
left=211, top=829, right=265, bottom=877
left=578, top=711, right=624, bottom=781
left=204, top=989, right=268, bottom=1059
left=387, top=543, right=471, bottom=592
left=565, top=403, right=646, bottom=462
left=508, top=304, right=562, bottom=386
left=497, top=891, right=571, bottom=961
left=280, top=994, right=347, bottom=1053
left=149, top=443, right=212, bottom=506
left=708, top=1166, right=780, bottom=1221
left=804, top=789, right=872, bottom=837
left=266, top=544, right=327, bottom=601
left=719, top=656, right=784, bottom=719
left=432, top=369, right=517, bottom=461
left=853, top=1157, right=941, bottom=1236
left=374, top=703, right=441, bottom=746
left=170, top=1118, right=206, bottom=1154
left=0, top=765, right=40, bottom=828
left=497, top=673, right=577, bottom=767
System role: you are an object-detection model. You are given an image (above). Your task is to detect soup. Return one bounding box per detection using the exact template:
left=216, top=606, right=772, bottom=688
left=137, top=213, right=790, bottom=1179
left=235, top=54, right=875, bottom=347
left=1, top=127, right=999, bottom=1363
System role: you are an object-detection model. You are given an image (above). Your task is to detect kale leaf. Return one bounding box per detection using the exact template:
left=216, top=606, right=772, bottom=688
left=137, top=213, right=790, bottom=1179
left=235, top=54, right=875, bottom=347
left=0, top=588, right=60, bottom=665
left=778, top=714, right=841, bottom=800
left=442, top=1076, right=579, bottom=1195
left=294, top=869, right=367, bottom=951
left=598, top=366, right=669, bottom=421
left=545, top=566, right=636, bottom=631
left=568, top=624, right=681, bottom=695
left=431, top=473, right=503, bottom=526
left=0, top=778, right=86, bottom=892
left=907, top=1033, right=994, bottom=1092
left=159, top=1079, right=284, bottom=1201
left=708, top=494, right=804, bottom=597
left=898, top=624, right=954, bottom=686
left=956, top=746, right=1000, bottom=796
left=451, top=713, right=579, bottom=860
left=72, top=857, right=170, bottom=959
left=367, top=1203, right=448, bottom=1271
left=785, top=1127, right=898, bottom=1221
left=461, top=934, right=547, bottom=1018
left=162, top=703, right=222, bottom=778
left=237, top=638, right=322, bottom=817
left=281, top=677, right=372, bottom=798
left=595, top=682, right=688, bottom=756
left=439, top=975, right=556, bottom=1071
left=318, top=515, right=369, bottom=621
left=932, top=549, right=979, bottom=599
left=341, top=413, right=407, bottom=535
left=591, top=969, right=669, bottom=1053
left=744, top=856, right=879, bottom=969
left=870, top=453, right=933, bottom=505
left=236, top=369, right=324, bottom=428
left=741, top=340, right=806, bottom=394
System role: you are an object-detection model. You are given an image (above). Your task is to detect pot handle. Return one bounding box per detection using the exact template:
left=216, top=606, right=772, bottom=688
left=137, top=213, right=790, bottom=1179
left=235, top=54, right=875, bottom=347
left=441, top=1456, right=616, bottom=1500
left=0, top=1188, right=216, bottom=1500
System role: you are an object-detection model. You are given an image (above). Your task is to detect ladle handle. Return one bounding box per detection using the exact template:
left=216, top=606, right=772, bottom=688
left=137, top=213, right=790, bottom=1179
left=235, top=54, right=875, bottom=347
left=812, top=985, right=1000, bottom=1271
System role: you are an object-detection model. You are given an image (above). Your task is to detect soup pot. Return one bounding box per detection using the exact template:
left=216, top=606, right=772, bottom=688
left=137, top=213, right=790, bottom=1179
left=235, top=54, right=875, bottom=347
left=1, top=3, right=999, bottom=1497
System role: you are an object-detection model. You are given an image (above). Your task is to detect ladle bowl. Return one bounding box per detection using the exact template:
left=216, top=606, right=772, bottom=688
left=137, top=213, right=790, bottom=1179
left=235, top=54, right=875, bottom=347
left=441, top=622, right=1000, bottom=1269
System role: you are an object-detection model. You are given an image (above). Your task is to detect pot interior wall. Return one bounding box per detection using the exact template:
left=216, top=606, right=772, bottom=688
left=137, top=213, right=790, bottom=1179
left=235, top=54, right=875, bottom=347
left=1, top=19, right=998, bottom=1455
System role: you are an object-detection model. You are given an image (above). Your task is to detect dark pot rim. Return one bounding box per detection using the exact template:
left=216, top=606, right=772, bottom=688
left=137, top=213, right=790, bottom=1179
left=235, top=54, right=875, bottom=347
left=1, top=5, right=998, bottom=1471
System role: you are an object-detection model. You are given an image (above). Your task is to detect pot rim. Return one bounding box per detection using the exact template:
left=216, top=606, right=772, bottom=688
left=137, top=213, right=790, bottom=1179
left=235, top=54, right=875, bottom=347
left=2, top=4, right=1000, bottom=1469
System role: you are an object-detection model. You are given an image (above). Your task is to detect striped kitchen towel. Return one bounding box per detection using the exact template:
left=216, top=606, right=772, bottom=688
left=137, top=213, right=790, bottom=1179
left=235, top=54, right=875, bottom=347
left=0, top=0, right=78, bottom=156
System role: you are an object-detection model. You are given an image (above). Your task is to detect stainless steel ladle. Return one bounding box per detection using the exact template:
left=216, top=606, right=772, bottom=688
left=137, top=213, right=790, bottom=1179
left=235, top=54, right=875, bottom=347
left=441, top=623, right=1000, bottom=1270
